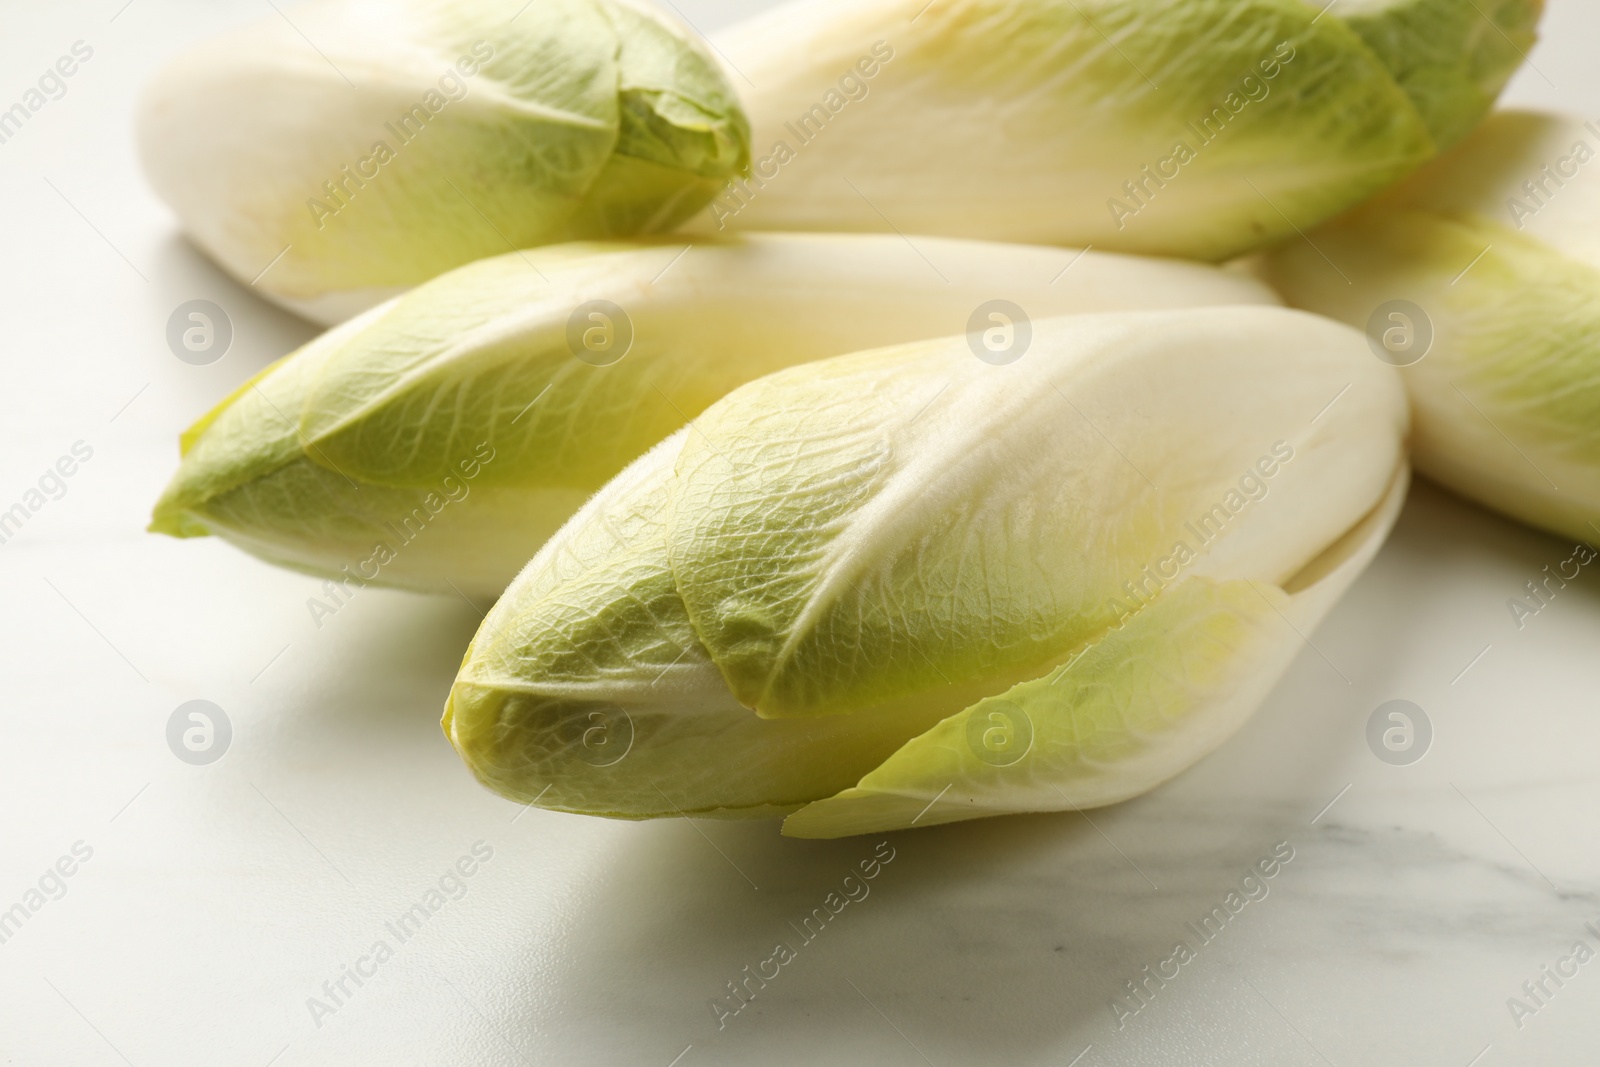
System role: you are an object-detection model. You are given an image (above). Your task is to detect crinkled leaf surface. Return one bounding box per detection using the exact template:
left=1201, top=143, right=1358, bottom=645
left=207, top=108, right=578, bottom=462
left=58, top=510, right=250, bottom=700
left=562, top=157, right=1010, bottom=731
left=446, top=308, right=1410, bottom=830
left=137, top=0, right=750, bottom=314
left=709, top=0, right=1540, bottom=259
left=667, top=311, right=1402, bottom=720
left=153, top=235, right=1278, bottom=594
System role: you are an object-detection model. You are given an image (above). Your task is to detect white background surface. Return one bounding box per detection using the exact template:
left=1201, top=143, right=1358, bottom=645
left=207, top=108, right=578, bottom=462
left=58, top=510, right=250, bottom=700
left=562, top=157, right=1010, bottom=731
left=3, top=2, right=1600, bottom=1065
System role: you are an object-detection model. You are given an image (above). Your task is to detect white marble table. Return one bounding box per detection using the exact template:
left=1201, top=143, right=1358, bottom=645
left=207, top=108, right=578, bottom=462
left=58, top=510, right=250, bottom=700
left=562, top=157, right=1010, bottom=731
left=2, top=2, right=1599, bottom=1065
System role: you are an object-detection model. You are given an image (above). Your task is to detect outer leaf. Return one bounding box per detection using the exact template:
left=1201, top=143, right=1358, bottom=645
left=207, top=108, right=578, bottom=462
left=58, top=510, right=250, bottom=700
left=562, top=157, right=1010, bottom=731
left=668, top=309, right=1404, bottom=719
left=445, top=307, right=1410, bottom=828
left=1334, top=0, right=1542, bottom=150
left=1258, top=110, right=1600, bottom=543
left=701, top=0, right=1540, bottom=259
left=137, top=0, right=750, bottom=324
left=153, top=234, right=1278, bottom=595
left=782, top=465, right=1408, bottom=838
left=444, top=432, right=977, bottom=817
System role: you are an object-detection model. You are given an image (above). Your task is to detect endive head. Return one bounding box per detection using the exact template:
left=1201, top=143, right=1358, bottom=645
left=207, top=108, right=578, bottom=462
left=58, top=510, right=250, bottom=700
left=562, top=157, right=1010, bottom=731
left=1258, top=109, right=1600, bottom=543
left=137, top=0, right=749, bottom=324
left=444, top=307, right=1409, bottom=837
left=702, top=0, right=1542, bottom=260
left=148, top=234, right=1278, bottom=597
